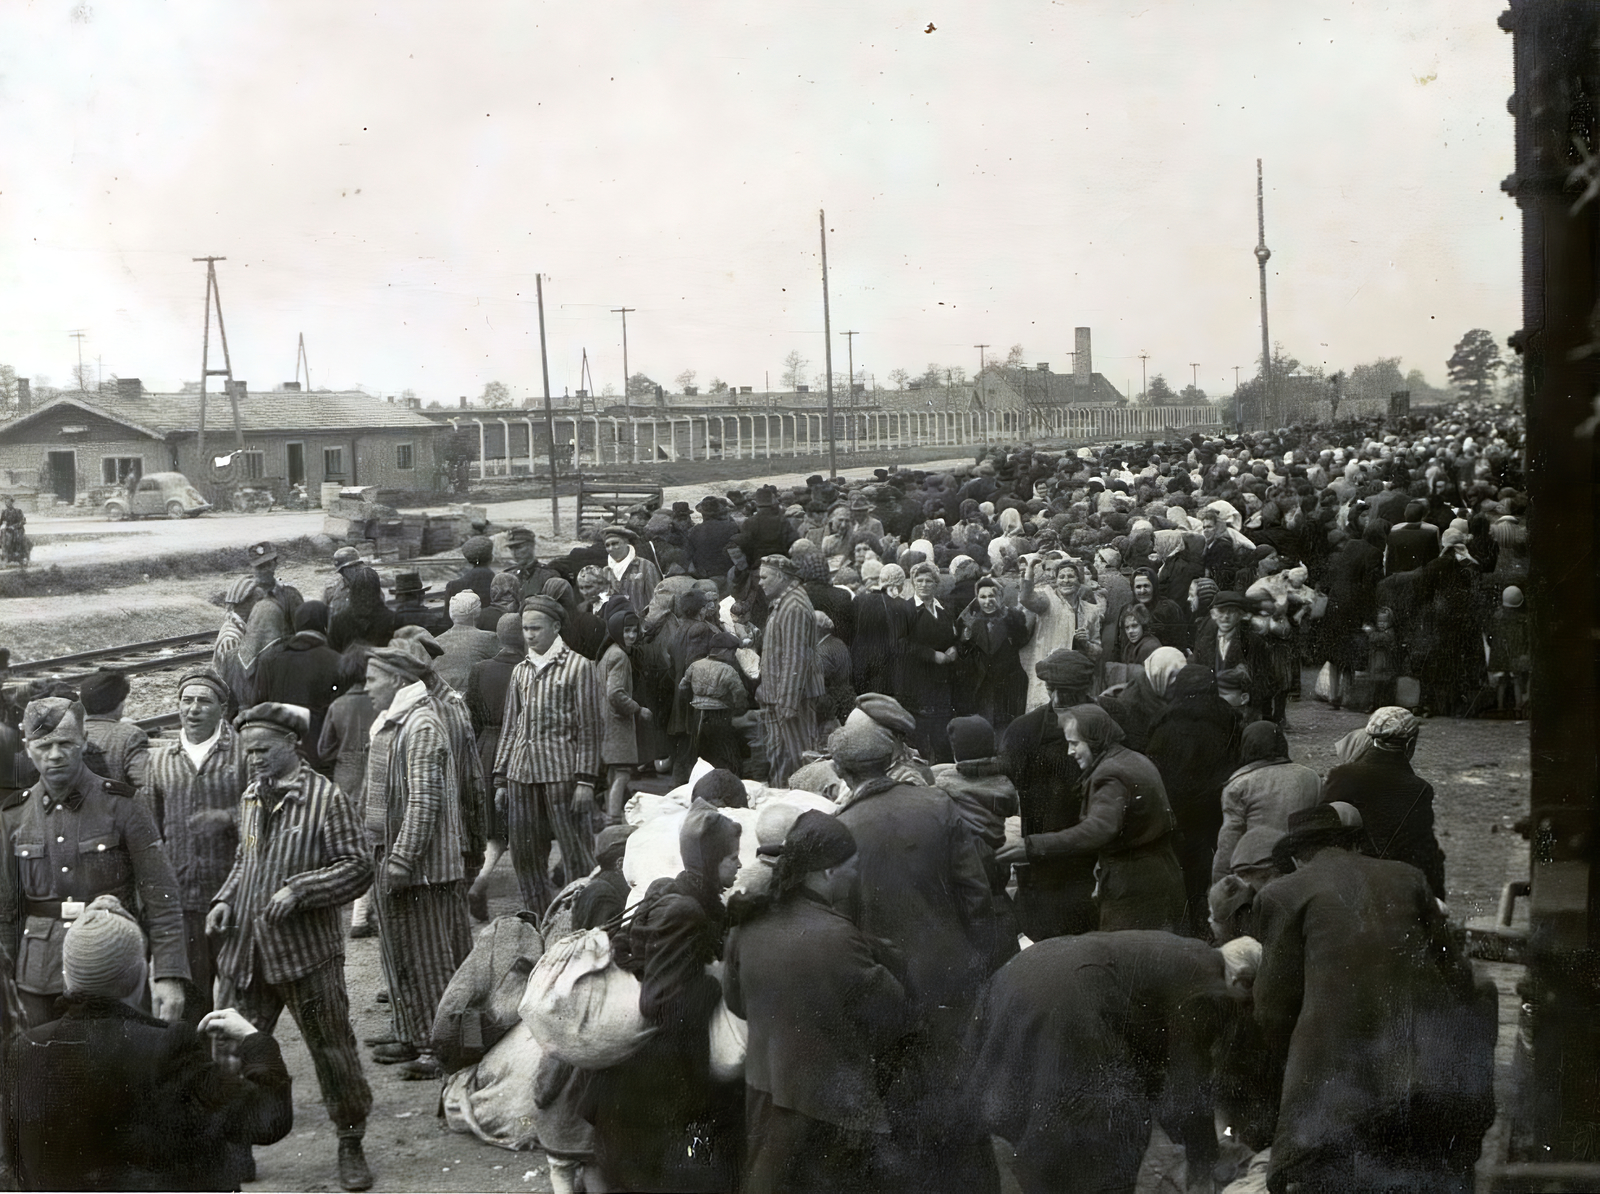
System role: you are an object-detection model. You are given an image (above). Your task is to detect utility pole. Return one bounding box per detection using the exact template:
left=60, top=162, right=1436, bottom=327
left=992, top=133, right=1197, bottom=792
left=96, top=355, right=103, bottom=391
left=1138, top=351, right=1150, bottom=403
left=1190, top=362, right=1201, bottom=388
left=1233, top=365, right=1241, bottom=390
left=612, top=305, right=635, bottom=423
left=537, top=274, right=560, bottom=535
left=1255, top=158, right=1274, bottom=429
left=68, top=331, right=87, bottom=392
left=819, top=210, right=837, bottom=478
left=842, top=330, right=858, bottom=450
left=295, top=333, right=311, bottom=391
left=192, top=256, right=239, bottom=473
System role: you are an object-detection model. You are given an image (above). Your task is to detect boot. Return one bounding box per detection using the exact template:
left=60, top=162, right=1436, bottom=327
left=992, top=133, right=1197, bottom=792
left=337, top=1132, right=373, bottom=1192
left=397, top=1050, right=445, bottom=1081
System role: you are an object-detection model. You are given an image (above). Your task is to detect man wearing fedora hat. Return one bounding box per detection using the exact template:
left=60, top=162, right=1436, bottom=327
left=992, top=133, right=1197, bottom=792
left=846, top=489, right=885, bottom=539
left=743, top=485, right=799, bottom=561
left=0, top=697, right=190, bottom=1028
left=389, top=571, right=448, bottom=636
left=687, top=494, right=740, bottom=582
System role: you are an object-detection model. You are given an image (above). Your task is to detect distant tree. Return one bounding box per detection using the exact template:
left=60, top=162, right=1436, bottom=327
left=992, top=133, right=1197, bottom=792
left=98, top=374, right=119, bottom=396
left=1146, top=374, right=1178, bottom=406
left=674, top=368, right=697, bottom=392
left=707, top=377, right=729, bottom=394
left=1446, top=329, right=1503, bottom=401
left=423, top=399, right=444, bottom=411
left=1345, top=357, right=1406, bottom=410
left=916, top=363, right=944, bottom=389
left=71, top=362, right=95, bottom=392
left=601, top=382, right=617, bottom=398
left=888, top=368, right=911, bottom=390
left=480, top=380, right=513, bottom=408
left=1498, top=359, right=1524, bottom=406
left=1178, top=383, right=1208, bottom=405
left=0, top=365, right=17, bottom=409
left=1003, top=343, right=1026, bottom=371
left=626, top=372, right=658, bottom=400
left=436, top=429, right=479, bottom=494
left=781, top=351, right=809, bottom=391
left=811, top=371, right=849, bottom=392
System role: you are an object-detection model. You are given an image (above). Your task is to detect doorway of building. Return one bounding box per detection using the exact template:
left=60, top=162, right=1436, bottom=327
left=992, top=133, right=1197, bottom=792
left=286, top=442, right=305, bottom=487
left=46, top=451, right=76, bottom=505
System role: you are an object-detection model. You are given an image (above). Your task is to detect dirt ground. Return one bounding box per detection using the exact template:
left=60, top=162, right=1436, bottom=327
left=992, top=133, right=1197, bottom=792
left=0, top=452, right=1533, bottom=1193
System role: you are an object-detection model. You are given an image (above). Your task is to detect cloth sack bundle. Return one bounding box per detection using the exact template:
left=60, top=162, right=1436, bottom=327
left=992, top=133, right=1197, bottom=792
left=519, top=929, right=656, bottom=1069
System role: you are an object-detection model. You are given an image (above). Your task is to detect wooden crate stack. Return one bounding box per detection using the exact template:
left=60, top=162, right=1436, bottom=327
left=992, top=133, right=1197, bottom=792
left=322, top=498, right=484, bottom=561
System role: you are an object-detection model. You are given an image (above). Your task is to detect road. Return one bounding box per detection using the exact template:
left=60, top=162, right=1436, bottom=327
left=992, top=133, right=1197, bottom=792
left=16, top=457, right=974, bottom=568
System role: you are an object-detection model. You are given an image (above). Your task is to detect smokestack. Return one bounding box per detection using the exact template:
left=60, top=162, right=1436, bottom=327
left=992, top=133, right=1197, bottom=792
left=459, top=395, right=468, bottom=409
left=17, top=378, right=29, bottom=413
left=1074, top=328, right=1092, bottom=387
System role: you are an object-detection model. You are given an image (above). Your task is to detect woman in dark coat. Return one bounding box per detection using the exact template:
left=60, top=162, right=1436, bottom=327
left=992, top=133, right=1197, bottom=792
left=1320, top=519, right=1386, bottom=707
left=850, top=565, right=904, bottom=696
left=1131, top=568, right=1189, bottom=652
left=995, top=704, right=1185, bottom=932
left=965, top=931, right=1254, bottom=1194
left=892, top=563, right=959, bottom=763
left=1145, top=665, right=1242, bottom=937
left=1099, top=645, right=1186, bottom=754
left=328, top=563, right=397, bottom=652
left=584, top=805, right=745, bottom=1193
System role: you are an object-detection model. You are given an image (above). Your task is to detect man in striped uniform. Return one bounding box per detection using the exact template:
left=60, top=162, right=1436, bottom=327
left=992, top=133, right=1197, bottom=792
left=145, top=668, right=246, bottom=1022
left=362, top=639, right=471, bottom=1082
left=756, top=554, right=824, bottom=786
left=492, top=594, right=603, bottom=914
left=207, top=702, right=375, bottom=1192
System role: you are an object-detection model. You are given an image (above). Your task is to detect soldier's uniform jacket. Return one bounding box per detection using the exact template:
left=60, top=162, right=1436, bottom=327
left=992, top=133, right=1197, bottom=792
left=0, top=765, right=189, bottom=998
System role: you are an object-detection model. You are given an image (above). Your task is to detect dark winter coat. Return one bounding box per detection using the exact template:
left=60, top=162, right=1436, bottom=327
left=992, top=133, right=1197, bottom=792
left=999, top=705, right=1096, bottom=939
left=954, top=603, right=1033, bottom=729
left=1252, top=850, right=1497, bottom=1188
left=7, top=996, right=292, bottom=1192
left=250, top=629, right=342, bottom=753
left=1322, top=748, right=1447, bottom=900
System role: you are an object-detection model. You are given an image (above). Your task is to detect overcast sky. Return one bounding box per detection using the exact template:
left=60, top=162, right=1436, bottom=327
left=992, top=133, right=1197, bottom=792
left=1, top=1, right=1516, bottom=403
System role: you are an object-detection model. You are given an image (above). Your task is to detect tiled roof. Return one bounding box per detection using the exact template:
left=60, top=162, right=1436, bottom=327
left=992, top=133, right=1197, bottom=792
left=3, top=391, right=440, bottom=438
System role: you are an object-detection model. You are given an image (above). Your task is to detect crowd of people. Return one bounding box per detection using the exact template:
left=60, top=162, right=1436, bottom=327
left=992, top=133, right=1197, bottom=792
left=0, top=402, right=1524, bottom=1192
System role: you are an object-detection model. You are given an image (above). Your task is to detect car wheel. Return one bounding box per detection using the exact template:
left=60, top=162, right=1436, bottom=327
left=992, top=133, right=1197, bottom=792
left=105, top=503, right=126, bottom=522
left=166, top=500, right=185, bottom=519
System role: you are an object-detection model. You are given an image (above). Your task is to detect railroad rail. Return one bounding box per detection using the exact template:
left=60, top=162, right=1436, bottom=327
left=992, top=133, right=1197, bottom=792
left=10, top=631, right=218, bottom=684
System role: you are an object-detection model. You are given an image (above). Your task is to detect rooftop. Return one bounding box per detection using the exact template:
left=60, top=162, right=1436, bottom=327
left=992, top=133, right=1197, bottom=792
left=3, top=390, right=440, bottom=438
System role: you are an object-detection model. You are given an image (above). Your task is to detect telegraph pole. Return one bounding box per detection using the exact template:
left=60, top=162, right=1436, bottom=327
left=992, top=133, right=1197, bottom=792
left=612, top=306, right=635, bottom=422
left=68, top=331, right=87, bottom=392
left=842, top=330, right=858, bottom=450
left=1138, top=351, right=1150, bottom=402
left=1190, top=362, right=1201, bottom=388
left=1255, top=159, right=1274, bottom=428
left=192, top=256, right=238, bottom=472
left=295, top=333, right=311, bottom=391
left=819, top=210, right=837, bottom=478
left=537, top=274, right=560, bottom=535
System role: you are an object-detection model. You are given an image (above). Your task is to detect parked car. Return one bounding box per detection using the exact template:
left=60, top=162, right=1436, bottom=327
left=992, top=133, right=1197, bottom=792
left=103, top=472, right=212, bottom=521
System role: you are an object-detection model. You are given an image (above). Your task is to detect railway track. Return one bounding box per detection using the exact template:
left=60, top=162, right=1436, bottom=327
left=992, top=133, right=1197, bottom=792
left=10, top=631, right=218, bottom=685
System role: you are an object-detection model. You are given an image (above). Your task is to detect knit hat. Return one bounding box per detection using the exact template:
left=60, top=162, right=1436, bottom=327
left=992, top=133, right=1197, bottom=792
left=62, top=895, right=147, bottom=999
left=946, top=715, right=996, bottom=762
left=521, top=594, right=566, bottom=624
left=449, top=591, right=482, bottom=621
left=772, top=810, right=856, bottom=874
left=392, top=625, right=444, bottom=657
left=692, top=768, right=749, bottom=809
left=1191, top=576, right=1219, bottom=604
left=461, top=535, right=494, bottom=566
left=496, top=611, right=526, bottom=651
left=79, top=670, right=130, bottom=715
left=755, top=802, right=805, bottom=848
left=595, top=823, right=635, bottom=870
left=1034, top=648, right=1094, bottom=691
left=850, top=693, right=916, bottom=737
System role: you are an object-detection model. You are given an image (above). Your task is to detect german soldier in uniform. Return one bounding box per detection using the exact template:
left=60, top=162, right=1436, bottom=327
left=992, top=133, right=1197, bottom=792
left=0, top=697, right=189, bottom=1027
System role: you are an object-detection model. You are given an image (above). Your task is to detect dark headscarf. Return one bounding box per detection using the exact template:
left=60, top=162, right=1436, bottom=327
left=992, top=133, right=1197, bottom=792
left=1239, top=720, right=1290, bottom=766
left=1064, top=703, right=1125, bottom=759
left=605, top=609, right=640, bottom=653
left=678, top=801, right=743, bottom=913
left=1168, top=664, right=1220, bottom=703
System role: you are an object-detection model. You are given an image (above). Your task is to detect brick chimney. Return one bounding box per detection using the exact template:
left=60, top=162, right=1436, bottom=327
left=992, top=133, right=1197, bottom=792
left=282, top=381, right=302, bottom=392
left=117, top=377, right=143, bottom=400
left=16, top=378, right=29, bottom=413
left=225, top=380, right=248, bottom=402
left=1074, top=328, right=1092, bottom=387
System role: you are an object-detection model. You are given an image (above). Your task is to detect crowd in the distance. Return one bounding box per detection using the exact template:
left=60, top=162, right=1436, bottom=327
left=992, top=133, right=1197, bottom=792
left=0, top=401, right=1524, bottom=1194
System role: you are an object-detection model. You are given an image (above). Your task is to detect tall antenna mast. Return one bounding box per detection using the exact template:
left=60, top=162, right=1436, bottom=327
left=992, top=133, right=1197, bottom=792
left=1254, top=159, right=1274, bottom=428
left=193, top=256, right=241, bottom=472
left=295, top=333, right=311, bottom=391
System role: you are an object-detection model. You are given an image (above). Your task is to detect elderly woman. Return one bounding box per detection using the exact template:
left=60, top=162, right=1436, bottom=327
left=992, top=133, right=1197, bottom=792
left=995, top=704, right=1185, bottom=932
left=1018, top=557, right=1104, bottom=711
left=893, top=561, right=960, bottom=763
left=1211, top=721, right=1321, bottom=885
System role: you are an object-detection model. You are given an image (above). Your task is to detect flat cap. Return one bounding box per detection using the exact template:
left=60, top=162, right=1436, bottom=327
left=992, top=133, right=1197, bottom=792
left=366, top=638, right=433, bottom=681
left=79, top=670, right=130, bottom=715
left=758, top=554, right=799, bottom=577
left=1034, top=648, right=1094, bottom=689
left=235, top=702, right=312, bottom=738
left=849, top=693, right=916, bottom=737
left=521, top=594, right=567, bottom=624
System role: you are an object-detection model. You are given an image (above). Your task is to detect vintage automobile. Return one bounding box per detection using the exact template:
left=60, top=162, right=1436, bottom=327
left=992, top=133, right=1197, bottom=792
left=103, top=472, right=213, bottom=521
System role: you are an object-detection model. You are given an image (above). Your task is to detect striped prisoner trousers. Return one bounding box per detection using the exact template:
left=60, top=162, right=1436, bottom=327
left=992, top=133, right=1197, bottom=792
left=760, top=703, right=818, bottom=789
left=505, top=779, right=597, bottom=916
left=374, top=878, right=471, bottom=1048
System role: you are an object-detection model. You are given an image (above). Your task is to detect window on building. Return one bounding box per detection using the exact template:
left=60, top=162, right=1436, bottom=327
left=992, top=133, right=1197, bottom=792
left=100, top=457, right=142, bottom=485
left=396, top=443, right=415, bottom=470
left=324, top=447, right=345, bottom=477
left=240, top=450, right=265, bottom=480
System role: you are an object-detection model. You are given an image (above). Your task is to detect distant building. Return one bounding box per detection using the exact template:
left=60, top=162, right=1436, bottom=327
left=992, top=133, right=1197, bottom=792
left=0, top=379, right=448, bottom=504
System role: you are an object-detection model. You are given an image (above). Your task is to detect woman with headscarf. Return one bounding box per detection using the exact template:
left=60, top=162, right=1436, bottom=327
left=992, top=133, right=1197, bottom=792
left=892, top=561, right=959, bottom=763
left=215, top=599, right=289, bottom=711
left=328, top=562, right=397, bottom=651
left=1144, top=665, right=1242, bottom=936
left=598, top=610, right=647, bottom=821
left=994, top=704, right=1185, bottom=931
left=1410, top=529, right=1485, bottom=716
left=1157, top=530, right=1205, bottom=612
left=584, top=805, right=745, bottom=1193
left=1186, top=576, right=1219, bottom=647
left=1321, top=707, right=1447, bottom=900
left=1211, top=720, right=1320, bottom=885
left=849, top=562, right=905, bottom=697
left=1131, top=566, right=1190, bottom=652
left=724, top=813, right=908, bottom=1194
left=1099, top=645, right=1186, bottom=753
left=1018, top=557, right=1104, bottom=710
